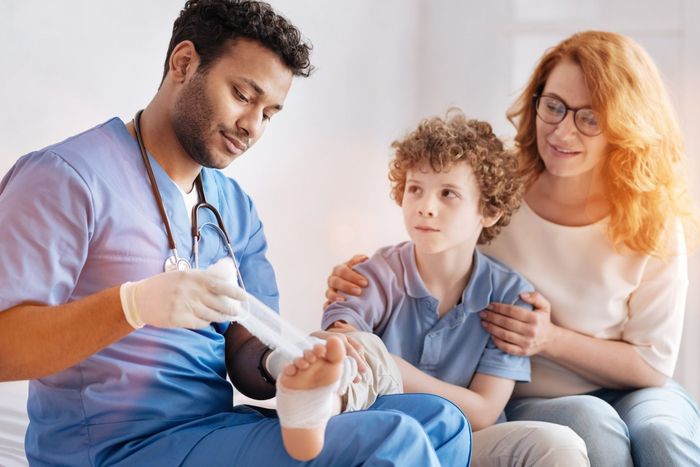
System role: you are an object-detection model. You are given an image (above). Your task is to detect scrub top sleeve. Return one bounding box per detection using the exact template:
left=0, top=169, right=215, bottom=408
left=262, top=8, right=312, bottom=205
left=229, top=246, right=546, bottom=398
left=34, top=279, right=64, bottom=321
left=238, top=199, right=280, bottom=313
left=0, top=152, right=93, bottom=310
left=624, top=219, right=688, bottom=377
left=321, top=258, right=392, bottom=333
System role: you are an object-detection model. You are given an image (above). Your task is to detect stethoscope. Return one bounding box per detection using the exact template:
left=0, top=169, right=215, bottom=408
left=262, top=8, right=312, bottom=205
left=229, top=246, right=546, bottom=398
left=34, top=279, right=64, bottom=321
left=133, top=110, right=246, bottom=288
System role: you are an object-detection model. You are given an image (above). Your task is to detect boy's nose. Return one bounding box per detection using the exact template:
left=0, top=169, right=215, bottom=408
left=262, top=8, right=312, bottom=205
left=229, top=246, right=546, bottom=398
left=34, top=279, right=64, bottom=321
left=418, top=206, right=435, bottom=217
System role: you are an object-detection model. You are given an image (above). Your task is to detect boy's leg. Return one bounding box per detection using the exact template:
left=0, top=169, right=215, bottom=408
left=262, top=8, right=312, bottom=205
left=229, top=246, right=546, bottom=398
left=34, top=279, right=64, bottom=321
left=342, top=331, right=403, bottom=412
left=471, top=420, right=589, bottom=467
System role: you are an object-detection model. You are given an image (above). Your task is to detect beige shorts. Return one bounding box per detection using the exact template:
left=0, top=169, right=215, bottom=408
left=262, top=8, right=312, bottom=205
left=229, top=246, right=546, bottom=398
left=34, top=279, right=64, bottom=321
left=340, top=331, right=403, bottom=412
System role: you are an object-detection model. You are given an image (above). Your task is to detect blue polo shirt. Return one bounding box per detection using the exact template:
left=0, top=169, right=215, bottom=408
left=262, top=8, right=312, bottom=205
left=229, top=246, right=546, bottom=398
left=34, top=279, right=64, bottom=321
left=322, top=241, right=532, bottom=388
left=0, top=118, right=278, bottom=466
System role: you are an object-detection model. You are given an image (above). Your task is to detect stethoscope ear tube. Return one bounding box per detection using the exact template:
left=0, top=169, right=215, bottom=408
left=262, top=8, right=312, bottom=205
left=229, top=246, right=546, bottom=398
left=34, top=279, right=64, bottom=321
left=134, top=110, right=180, bottom=255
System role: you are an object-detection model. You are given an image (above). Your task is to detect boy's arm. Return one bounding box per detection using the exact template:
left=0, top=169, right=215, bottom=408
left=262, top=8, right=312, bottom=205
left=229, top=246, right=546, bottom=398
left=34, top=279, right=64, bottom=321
left=393, top=355, right=514, bottom=431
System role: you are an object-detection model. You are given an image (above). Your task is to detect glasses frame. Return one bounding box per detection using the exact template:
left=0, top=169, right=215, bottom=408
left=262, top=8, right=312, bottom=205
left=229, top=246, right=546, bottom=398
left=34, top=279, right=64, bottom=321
left=532, top=94, right=602, bottom=137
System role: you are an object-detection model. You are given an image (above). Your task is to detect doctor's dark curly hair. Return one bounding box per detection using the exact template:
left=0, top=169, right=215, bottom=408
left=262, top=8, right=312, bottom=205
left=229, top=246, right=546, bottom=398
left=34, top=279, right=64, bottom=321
left=389, top=109, right=524, bottom=244
left=162, top=0, right=313, bottom=81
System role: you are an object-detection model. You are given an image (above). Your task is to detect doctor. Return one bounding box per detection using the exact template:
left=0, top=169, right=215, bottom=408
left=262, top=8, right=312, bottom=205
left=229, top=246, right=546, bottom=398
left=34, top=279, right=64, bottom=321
left=0, top=1, right=470, bottom=465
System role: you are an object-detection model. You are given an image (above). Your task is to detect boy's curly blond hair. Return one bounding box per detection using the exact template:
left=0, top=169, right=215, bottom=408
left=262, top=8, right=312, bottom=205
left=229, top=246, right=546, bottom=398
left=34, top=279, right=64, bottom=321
left=389, top=108, right=524, bottom=244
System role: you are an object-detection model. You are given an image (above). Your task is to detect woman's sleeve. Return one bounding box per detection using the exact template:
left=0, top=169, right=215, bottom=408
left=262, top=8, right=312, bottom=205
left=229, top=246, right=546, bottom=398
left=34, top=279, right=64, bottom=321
left=623, top=219, right=688, bottom=377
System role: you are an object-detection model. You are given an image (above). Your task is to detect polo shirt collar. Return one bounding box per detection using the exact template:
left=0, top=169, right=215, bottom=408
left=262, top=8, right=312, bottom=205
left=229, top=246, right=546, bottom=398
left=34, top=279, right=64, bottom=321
left=399, top=242, right=493, bottom=313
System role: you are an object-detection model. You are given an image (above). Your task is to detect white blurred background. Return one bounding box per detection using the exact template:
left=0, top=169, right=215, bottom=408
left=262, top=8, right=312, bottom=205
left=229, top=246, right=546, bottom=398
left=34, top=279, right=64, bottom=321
left=1, top=1, right=699, bottom=462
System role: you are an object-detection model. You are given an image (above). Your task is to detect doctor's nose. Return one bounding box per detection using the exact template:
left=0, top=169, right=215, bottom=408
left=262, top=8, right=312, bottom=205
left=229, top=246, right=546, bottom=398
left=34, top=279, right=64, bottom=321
left=236, top=113, right=264, bottom=145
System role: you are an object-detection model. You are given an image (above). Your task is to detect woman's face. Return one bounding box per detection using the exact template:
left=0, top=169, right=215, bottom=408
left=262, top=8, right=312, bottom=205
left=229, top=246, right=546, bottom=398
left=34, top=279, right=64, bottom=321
left=535, top=59, right=609, bottom=180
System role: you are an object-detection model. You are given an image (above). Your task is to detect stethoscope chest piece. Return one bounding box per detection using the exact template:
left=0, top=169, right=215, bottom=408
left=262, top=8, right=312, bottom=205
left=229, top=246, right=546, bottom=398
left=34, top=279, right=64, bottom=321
left=164, top=255, right=191, bottom=273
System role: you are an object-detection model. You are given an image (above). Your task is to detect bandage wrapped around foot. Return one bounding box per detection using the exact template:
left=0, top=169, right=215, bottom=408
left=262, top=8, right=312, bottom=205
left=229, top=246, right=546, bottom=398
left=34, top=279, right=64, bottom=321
left=266, top=344, right=358, bottom=395
left=119, top=265, right=246, bottom=329
left=207, top=258, right=362, bottom=392
left=275, top=379, right=340, bottom=429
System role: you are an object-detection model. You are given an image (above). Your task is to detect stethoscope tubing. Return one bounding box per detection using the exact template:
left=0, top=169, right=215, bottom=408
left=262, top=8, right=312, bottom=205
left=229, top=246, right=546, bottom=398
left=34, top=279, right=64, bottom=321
left=133, top=110, right=239, bottom=276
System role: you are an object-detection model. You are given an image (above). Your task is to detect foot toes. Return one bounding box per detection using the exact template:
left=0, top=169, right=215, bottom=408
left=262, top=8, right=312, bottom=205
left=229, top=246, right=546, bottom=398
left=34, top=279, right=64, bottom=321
left=324, top=336, right=346, bottom=363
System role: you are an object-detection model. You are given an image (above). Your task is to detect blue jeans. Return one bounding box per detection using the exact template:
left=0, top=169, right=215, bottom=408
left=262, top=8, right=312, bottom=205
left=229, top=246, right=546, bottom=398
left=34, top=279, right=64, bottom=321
left=506, top=380, right=700, bottom=467
left=103, top=393, right=471, bottom=467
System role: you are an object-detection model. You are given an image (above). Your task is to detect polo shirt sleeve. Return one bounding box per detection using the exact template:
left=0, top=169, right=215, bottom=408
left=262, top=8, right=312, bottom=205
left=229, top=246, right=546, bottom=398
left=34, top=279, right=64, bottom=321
left=624, top=219, right=687, bottom=377
left=321, top=256, right=394, bottom=333
left=475, top=275, right=532, bottom=383
left=0, top=152, right=93, bottom=310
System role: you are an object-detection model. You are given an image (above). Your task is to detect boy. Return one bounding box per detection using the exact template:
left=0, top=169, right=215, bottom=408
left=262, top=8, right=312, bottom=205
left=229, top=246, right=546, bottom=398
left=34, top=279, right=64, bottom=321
left=315, top=109, right=589, bottom=465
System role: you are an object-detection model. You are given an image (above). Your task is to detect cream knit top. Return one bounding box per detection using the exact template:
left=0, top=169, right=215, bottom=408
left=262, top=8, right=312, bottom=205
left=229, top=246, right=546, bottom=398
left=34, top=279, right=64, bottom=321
left=481, top=202, right=688, bottom=398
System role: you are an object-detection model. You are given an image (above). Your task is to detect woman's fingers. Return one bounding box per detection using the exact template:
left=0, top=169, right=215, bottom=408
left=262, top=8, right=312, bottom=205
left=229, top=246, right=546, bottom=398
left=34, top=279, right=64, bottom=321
left=347, top=254, right=369, bottom=268
left=486, top=302, right=535, bottom=323
left=329, top=271, right=366, bottom=294
left=491, top=336, right=526, bottom=356
left=519, top=291, right=550, bottom=311
left=481, top=317, right=528, bottom=346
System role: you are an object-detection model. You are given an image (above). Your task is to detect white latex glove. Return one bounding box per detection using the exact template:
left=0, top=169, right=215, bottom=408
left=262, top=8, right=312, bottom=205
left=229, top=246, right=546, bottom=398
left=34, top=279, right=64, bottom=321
left=120, top=268, right=246, bottom=329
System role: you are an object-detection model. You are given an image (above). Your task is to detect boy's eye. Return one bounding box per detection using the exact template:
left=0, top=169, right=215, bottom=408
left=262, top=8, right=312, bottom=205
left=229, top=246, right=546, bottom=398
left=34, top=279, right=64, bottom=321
left=442, top=189, right=457, bottom=199
left=406, top=185, right=421, bottom=194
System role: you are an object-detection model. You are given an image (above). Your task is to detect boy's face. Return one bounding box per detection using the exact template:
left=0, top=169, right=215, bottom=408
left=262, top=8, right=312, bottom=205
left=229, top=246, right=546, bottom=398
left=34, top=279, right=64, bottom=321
left=402, top=162, right=492, bottom=255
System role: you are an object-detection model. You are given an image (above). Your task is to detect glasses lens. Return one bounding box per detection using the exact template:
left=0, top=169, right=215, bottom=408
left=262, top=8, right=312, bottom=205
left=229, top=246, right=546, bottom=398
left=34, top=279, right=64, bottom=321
left=537, top=96, right=566, bottom=124
left=574, top=109, right=601, bottom=136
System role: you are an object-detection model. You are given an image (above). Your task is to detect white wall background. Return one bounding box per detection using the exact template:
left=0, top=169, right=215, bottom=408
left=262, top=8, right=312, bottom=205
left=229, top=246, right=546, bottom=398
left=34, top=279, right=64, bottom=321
left=1, top=1, right=699, bottom=458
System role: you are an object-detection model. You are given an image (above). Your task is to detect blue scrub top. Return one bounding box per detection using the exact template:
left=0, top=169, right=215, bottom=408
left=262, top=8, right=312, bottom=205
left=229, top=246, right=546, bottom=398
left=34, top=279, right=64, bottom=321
left=322, top=242, right=533, bottom=388
left=0, top=118, right=279, bottom=466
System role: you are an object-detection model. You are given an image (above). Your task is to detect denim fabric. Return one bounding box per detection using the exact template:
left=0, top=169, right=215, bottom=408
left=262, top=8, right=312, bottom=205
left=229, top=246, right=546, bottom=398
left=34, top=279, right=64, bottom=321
left=506, top=379, right=700, bottom=467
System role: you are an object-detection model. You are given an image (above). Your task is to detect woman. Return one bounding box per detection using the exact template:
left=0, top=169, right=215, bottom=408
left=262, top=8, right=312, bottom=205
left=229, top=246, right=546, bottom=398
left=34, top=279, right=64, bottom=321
left=324, top=31, right=700, bottom=466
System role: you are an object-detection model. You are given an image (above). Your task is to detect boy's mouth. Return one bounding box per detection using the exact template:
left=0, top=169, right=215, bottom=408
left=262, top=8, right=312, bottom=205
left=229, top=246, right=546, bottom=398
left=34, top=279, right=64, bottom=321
left=415, top=225, right=440, bottom=232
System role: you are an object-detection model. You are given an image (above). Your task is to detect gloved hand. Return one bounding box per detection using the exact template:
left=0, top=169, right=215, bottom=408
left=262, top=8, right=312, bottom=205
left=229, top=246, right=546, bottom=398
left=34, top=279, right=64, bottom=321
left=120, top=268, right=246, bottom=329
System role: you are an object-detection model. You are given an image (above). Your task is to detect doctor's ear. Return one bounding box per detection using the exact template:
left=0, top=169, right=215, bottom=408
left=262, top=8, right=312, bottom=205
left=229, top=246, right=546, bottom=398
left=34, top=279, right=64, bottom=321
left=480, top=205, right=502, bottom=228
left=168, top=40, right=200, bottom=83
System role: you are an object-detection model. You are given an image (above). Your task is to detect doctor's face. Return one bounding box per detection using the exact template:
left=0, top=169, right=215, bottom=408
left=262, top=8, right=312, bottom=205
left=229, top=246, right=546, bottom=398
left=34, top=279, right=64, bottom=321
left=172, top=38, right=293, bottom=169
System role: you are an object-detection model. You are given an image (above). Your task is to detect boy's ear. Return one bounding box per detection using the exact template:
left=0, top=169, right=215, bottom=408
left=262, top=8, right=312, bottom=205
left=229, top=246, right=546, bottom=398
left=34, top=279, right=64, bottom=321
left=481, top=205, right=502, bottom=228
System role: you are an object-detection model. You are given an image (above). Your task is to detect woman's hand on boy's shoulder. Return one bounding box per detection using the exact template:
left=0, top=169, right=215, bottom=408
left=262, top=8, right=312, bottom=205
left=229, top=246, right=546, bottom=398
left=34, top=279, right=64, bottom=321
left=323, top=254, right=370, bottom=309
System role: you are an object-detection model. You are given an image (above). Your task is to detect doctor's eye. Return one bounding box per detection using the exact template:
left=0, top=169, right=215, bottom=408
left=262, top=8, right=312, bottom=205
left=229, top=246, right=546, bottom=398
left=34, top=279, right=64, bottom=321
left=233, top=87, right=249, bottom=103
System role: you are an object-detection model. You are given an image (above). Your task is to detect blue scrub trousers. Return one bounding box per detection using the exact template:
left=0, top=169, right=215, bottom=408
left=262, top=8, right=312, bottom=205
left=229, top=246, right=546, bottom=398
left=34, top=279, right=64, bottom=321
left=109, top=393, right=471, bottom=466
left=506, top=379, right=700, bottom=467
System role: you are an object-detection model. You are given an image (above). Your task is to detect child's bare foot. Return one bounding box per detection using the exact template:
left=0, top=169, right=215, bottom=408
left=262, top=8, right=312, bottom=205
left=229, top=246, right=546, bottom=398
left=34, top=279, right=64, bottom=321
left=276, top=336, right=346, bottom=461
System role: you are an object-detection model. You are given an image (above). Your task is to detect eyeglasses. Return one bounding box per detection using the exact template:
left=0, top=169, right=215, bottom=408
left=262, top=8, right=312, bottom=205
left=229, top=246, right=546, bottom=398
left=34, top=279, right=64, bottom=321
left=533, top=94, right=602, bottom=137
